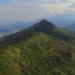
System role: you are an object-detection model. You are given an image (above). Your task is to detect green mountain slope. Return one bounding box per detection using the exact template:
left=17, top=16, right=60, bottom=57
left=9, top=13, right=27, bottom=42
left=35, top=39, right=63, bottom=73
left=0, top=33, right=75, bottom=75
left=59, top=28, right=75, bottom=38
left=0, top=19, right=75, bottom=75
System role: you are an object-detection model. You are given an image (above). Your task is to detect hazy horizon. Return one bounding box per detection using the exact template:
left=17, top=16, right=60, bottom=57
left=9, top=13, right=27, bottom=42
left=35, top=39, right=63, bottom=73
left=0, top=0, right=75, bottom=26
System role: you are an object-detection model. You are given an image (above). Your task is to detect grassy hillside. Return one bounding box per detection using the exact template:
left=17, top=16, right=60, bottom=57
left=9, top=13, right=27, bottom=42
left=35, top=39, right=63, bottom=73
left=0, top=33, right=75, bottom=75
left=0, top=19, right=75, bottom=75
left=59, top=28, right=75, bottom=38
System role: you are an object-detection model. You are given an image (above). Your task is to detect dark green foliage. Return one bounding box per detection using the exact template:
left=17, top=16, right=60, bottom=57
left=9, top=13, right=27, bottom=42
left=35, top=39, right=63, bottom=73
left=0, top=33, right=75, bottom=75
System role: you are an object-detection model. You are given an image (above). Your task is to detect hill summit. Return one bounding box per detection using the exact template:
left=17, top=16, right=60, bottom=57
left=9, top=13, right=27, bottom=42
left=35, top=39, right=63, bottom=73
left=30, top=19, right=57, bottom=33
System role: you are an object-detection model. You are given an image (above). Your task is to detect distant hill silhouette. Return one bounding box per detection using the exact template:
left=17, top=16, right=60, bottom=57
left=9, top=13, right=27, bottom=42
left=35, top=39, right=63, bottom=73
left=66, top=24, right=75, bottom=31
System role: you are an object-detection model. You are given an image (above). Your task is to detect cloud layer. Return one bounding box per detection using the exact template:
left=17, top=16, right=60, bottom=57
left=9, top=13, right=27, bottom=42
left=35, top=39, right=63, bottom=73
left=0, top=0, right=75, bottom=25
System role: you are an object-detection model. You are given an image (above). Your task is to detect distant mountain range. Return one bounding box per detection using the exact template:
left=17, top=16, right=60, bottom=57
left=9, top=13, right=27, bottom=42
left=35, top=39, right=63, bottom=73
left=65, top=24, right=75, bottom=31
left=48, top=14, right=75, bottom=27
left=0, top=22, right=32, bottom=37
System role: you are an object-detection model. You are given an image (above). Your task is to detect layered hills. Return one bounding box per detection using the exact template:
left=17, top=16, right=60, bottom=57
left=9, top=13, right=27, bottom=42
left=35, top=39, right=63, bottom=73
left=66, top=24, right=75, bottom=31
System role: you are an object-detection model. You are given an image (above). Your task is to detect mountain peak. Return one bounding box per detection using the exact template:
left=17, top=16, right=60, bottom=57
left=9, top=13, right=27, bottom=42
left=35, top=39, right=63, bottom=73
left=38, top=19, right=54, bottom=26
left=31, top=19, right=57, bottom=33
left=39, top=19, right=50, bottom=23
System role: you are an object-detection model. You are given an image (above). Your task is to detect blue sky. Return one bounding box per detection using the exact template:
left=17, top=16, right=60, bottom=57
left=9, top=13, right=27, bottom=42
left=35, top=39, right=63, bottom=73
left=0, top=0, right=74, bottom=5
left=0, top=0, right=11, bottom=5
left=0, top=0, right=75, bottom=25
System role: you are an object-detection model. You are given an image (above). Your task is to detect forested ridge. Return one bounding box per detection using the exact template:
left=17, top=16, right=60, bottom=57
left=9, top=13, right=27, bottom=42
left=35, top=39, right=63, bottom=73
left=0, top=19, right=75, bottom=75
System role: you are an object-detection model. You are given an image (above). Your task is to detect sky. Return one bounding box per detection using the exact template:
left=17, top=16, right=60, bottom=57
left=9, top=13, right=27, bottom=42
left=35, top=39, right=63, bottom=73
left=0, top=0, right=75, bottom=25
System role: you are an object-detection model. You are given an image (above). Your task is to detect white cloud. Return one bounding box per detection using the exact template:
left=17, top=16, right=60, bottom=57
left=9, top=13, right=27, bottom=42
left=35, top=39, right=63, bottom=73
left=0, top=4, right=74, bottom=23
left=0, top=0, right=75, bottom=25
left=0, top=5, right=64, bottom=23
